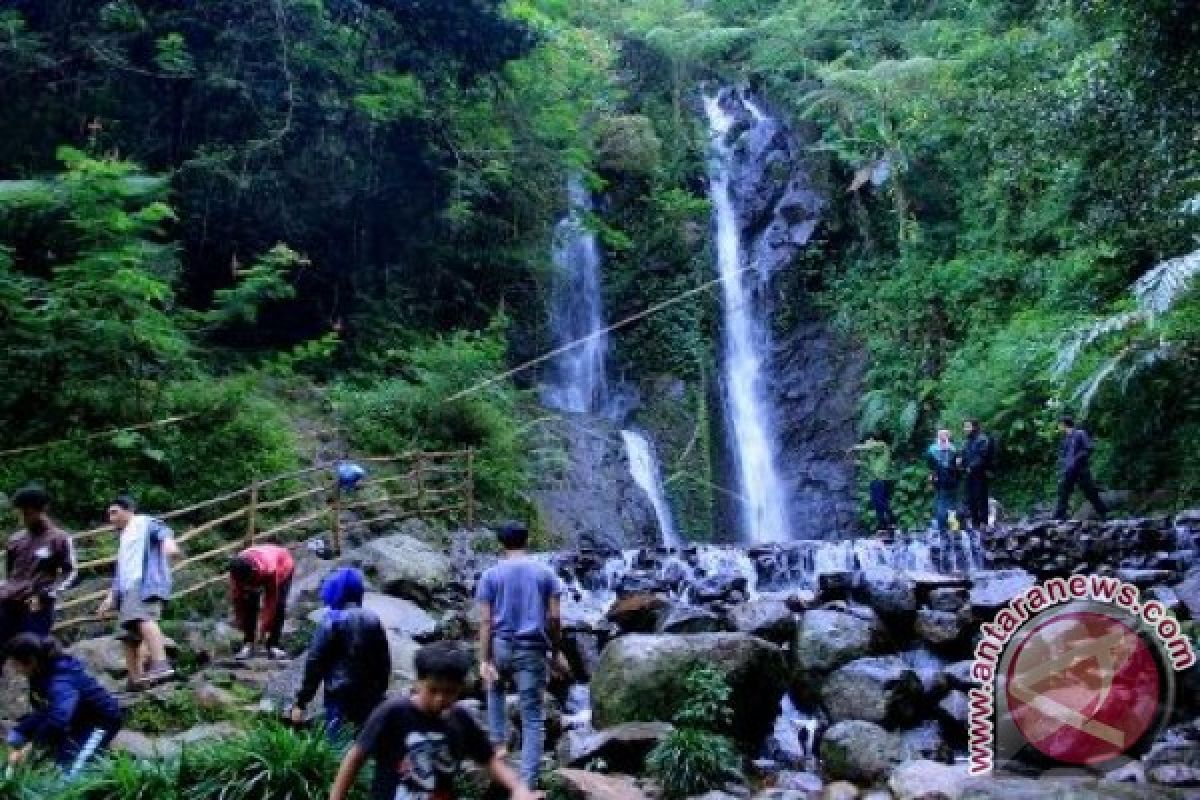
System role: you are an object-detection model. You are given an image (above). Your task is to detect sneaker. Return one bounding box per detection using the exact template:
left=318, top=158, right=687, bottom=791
left=266, top=647, right=288, bottom=660
left=234, top=644, right=255, bottom=661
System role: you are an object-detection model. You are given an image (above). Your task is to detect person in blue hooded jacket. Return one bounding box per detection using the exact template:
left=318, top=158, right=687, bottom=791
left=4, top=634, right=122, bottom=777
left=926, top=429, right=961, bottom=532
left=289, top=567, right=390, bottom=738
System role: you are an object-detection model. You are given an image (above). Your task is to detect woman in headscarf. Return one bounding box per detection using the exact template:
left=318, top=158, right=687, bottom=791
left=290, top=567, right=391, bottom=738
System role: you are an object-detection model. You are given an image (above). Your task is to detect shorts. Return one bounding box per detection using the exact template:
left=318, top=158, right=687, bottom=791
left=115, top=593, right=163, bottom=642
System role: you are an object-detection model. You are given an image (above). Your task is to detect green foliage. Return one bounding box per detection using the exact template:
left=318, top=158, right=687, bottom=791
left=179, top=721, right=359, bottom=800
left=673, top=665, right=733, bottom=731
left=338, top=317, right=530, bottom=515
left=125, top=689, right=240, bottom=735
left=64, top=752, right=179, bottom=800
left=591, top=0, right=1200, bottom=510
left=646, top=729, right=739, bottom=800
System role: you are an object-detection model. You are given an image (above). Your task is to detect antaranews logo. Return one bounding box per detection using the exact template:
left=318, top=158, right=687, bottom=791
left=967, top=575, right=1196, bottom=776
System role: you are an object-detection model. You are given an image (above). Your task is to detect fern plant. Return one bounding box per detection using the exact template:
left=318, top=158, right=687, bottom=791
left=646, top=729, right=739, bottom=800
left=1056, top=248, right=1200, bottom=411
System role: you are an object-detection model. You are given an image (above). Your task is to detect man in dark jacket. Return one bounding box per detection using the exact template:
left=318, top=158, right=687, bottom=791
left=960, top=419, right=995, bottom=530
left=291, top=567, right=390, bottom=737
left=1054, top=415, right=1108, bottom=521
left=1, top=486, right=77, bottom=669
left=4, top=633, right=122, bottom=777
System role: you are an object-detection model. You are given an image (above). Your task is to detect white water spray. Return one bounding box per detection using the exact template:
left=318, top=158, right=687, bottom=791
left=621, top=430, right=678, bottom=547
left=704, top=92, right=790, bottom=543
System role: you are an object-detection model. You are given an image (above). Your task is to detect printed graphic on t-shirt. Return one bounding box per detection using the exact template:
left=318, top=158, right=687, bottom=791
left=391, top=730, right=457, bottom=800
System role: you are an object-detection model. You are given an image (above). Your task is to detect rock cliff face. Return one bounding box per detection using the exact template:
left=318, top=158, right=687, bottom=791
left=709, top=88, right=864, bottom=540
left=528, top=412, right=660, bottom=552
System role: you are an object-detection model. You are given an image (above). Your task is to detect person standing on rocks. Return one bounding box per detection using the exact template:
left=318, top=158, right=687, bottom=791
left=327, top=641, right=538, bottom=800
left=4, top=633, right=123, bottom=778
left=0, top=486, right=77, bottom=670
left=476, top=521, right=564, bottom=788
left=960, top=419, right=995, bottom=531
left=291, top=566, right=391, bottom=738
left=926, top=429, right=961, bottom=532
left=851, top=439, right=898, bottom=534
left=229, top=543, right=295, bottom=660
left=96, top=495, right=179, bottom=690
left=1054, top=415, right=1108, bottom=522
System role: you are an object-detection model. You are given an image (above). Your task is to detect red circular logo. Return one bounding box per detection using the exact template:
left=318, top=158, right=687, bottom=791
left=1004, top=610, right=1162, bottom=766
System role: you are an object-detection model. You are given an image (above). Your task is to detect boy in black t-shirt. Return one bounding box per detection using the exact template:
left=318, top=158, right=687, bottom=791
left=328, top=641, right=539, bottom=800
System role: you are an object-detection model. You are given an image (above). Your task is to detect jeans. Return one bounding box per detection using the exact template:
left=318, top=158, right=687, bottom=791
left=1055, top=467, right=1107, bottom=520
left=486, top=638, right=547, bottom=787
left=238, top=577, right=292, bottom=647
left=0, top=599, right=55, bottom=670
left=60, top=725, right=120, bottom=778
left=323, top=693, right=381, bottom=742
left=934, top=488, right=958, bottom=531
left=869, top=480, right=896, bottom=531
left=964, top=472, right=989, bottom=528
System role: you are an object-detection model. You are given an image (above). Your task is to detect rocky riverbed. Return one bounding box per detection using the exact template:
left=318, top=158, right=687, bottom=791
left=5, top=514, right=1199, bottom=799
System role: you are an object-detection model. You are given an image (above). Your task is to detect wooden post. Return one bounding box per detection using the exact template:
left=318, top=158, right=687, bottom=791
left=465, top=448, right=475, bottom=529
left=331, top=474, right=342, bottom=556
left=245, top=479, right=259, bottom=547
left=415, top=454, right=426, bottom=515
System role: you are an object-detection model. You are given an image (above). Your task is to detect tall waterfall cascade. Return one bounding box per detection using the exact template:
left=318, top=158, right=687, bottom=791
left=704, top=92, right=791, bottom=543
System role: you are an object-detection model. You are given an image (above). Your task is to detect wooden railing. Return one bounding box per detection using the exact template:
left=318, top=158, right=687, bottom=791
left=53, top=449, right=475, bottom=634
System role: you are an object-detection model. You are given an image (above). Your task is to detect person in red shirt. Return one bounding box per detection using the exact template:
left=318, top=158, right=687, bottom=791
left=228, top=543, right=294, bottom=660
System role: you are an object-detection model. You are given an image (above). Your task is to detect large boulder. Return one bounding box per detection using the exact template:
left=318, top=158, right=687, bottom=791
left=728, top=597, right=796, bottom=644
left=345, top=532, right=452, bottom=606
left=591, top=633, right=787, bottom=746
left=959, top=776, right=1186, bottom=799
left=554, top=769, right=651, bottom=800
left=858, top=568, right=918, bottom=616
left=820, top=656, right=922, bottom=727
left=607, top=593, right=670, bottom=634
left=968, top=570, right=1035, bottom=618
left=819, top=720, right=902, bottom=784
left=657, top=605, right=728, bottom=634
left=915, top=610, right=968, bottom=646
left=794, top=610, right=883, bottom=682
left=558, top=722, right=674, bottom=773
left=1175, top=569, right=1200, bottom=620
left=889, top=760, right=969, bottom=800
left=69, top=636, right=128, bottom=678
left=362, top=592, right=437, bottom=640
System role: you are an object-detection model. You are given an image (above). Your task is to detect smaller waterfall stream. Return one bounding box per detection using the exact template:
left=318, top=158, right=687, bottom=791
left=621, top=430, right=678, bottom=547
left=542, top=176, right=608, bottom=415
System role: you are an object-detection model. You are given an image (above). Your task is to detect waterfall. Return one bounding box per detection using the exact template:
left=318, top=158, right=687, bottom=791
left=621, top=430, right=679, bottom=547
left=704, top=92, right=790, bottom=543
left=542, top=176, right=608, bottom=414
left=539, top=175, right=682, bottom=546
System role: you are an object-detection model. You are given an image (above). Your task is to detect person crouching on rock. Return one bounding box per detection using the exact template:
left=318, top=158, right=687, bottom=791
left=96, top=495, right=179, bottom=691
left=290, top=567, right=390, bottom=738
left=228, top=543, right=294, bottom=660
left=4, top=634, right=122, bottom=779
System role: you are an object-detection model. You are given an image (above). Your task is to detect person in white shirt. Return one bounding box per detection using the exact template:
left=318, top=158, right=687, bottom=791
left=96, top=495, right=180, bottom=690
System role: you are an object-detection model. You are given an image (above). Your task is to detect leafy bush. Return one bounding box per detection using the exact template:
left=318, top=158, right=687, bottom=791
left=0, top=377, right=298, bottom=526
left=179, top=721, right=360, bottom=800
left=673, top=665, right=733, bottom=732
left=338, top=318, right=531, bottom=516
left=64, top=753, right=180, bottom=800
left=646, top=728, right=739, bottom=800
left=125, top=688, right=241, bottom=735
